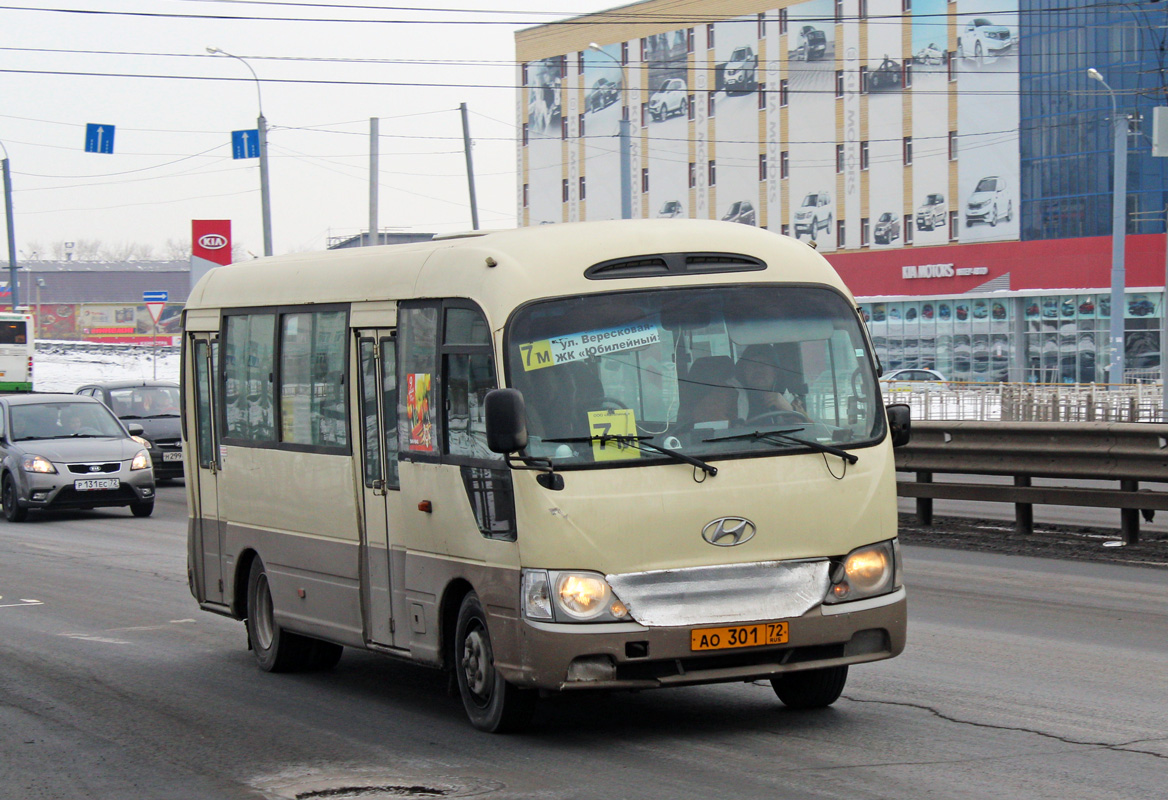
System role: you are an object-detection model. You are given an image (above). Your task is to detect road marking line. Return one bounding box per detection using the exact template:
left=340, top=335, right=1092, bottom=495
left=60, top=634, right=131, bottom=644
left=0, top=599, right=43, bottom=608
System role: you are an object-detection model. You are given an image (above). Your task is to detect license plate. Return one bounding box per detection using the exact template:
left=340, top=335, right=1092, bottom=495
left=74, top=478, right=120, bottom=491
left=691, top=621, right=788, bottom=652
left=162, top=451, right=183, bottom=461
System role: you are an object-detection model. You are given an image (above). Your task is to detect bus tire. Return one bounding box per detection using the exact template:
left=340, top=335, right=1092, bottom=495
left=245, top=557, right=313, bottom=672
left=454, top=591, right=536, bottom=733
left=3, top=475, right=27, bottom=522
left=770, top=665, right=848, bottom=709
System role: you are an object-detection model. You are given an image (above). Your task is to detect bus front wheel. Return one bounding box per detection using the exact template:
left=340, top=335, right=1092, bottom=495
left=454, top=592, right=536, bottom=732
left=771, top=665, right=848, bottom=709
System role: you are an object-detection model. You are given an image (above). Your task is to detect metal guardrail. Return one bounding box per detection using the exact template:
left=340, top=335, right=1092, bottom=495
left=895, top=421, right=1168, bottom=544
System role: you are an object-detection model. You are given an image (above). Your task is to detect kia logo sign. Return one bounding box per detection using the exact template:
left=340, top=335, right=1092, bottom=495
left=198, top=234, right=228, bottom=250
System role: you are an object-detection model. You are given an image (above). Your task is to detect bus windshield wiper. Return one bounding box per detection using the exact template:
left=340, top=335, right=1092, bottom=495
left=546, top=434, right=718, bottom=477
left=703, top=427, right=858, bottom=465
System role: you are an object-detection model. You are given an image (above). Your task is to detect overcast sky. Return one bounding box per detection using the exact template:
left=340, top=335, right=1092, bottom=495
left=1, top=0, right=618, bottom=259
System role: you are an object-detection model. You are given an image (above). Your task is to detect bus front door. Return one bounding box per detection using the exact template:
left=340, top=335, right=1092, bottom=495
left=190, top=334, right=224, bottom=605
left=357, top=331, right=400, bottom=647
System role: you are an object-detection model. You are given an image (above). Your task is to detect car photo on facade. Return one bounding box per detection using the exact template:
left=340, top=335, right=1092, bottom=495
left=793, top=191, right=833, bottom=240
left=586, top=77, right=620, bottom=113
left=867, top=56, right=902, bottom=91
left=794, top=26, right=828, bottom=61
left=657, top=200, right=683, bottom=218
left=648, top=78, right=688, bottom=121
left=723, top=46, right=758, bottom=93
left=721, top=200, right=756, bottom=226
left=0, top=394, right=155, bottom=522
left=873, top=212, right=901, bottom=244
left=75, top=380, right=184, bottom=481
left=959, top=18, right=1016, bottom=65
left=914, top=43, right=944, bottom=65
left=916, top=193, right=947, bottom=231
left=965, top=176, right=1012, bottom=227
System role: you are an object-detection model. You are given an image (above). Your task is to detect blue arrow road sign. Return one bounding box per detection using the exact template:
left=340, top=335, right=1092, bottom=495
left=232, top=129, right=260, bottom=159
left=143, top=291, right=169, bottom=302
left=85, top=123, right=115, bottom=154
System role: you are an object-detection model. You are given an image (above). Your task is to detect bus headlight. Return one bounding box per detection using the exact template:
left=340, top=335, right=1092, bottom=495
left=131, top=450, right=152, bottom=471
left=522, top=569, right=630, bottom=622
left=825, top=540, right=899, bottom=603
left=22, top=454, right=57, bottom=474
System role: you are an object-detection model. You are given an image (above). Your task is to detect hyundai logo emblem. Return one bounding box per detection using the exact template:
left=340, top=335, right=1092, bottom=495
left=198, top=234, right=228, bottom=250
left=702, top=517, right=756, bottom=546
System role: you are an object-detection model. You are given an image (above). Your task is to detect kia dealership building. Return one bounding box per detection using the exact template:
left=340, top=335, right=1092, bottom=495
left=516, top=0, right=1168, bottom=383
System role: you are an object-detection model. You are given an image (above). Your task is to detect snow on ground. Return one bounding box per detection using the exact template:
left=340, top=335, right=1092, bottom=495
left=34, top=341, right=180, bottom=393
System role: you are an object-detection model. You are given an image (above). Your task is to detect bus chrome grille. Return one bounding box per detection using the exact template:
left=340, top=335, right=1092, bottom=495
left=607, top=560, right=830, bottom=627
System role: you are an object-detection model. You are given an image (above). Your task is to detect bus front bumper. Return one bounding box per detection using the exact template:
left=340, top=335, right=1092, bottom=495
left=509, top=588, right=906, bottom=692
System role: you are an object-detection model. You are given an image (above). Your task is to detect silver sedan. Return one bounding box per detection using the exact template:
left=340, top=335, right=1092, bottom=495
left=0, top=394, right=156, bottom=521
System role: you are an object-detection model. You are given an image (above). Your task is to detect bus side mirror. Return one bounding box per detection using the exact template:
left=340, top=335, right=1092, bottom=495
left=886, top=404, right=911, bottom=447
left=485, top=389, right=529, bottom=454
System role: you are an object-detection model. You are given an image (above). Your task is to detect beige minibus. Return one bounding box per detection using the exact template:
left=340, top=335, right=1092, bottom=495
left=183, top=220, right=909, bottom=732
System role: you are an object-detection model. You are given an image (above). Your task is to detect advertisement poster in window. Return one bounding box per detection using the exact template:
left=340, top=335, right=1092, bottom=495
left=407, top=372, right=433, bottom=451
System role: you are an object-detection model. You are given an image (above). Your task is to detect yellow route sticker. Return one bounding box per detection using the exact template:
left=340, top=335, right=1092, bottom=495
left=518, top=339, right=554, bottom=371
left=587, top=408, right=638, bottom=461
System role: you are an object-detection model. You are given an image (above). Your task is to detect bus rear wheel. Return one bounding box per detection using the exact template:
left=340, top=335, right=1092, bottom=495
left=246, top=557, right=328, bottom=672
left=771, top=665, right=848, bottom=709
left=454, top=592, right=536, bottom=733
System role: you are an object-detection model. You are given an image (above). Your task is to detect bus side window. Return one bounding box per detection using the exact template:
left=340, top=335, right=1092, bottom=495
left=443, top=306, right=496, bottom=461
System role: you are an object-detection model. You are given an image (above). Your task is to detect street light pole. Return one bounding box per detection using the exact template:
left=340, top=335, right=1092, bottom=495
left=1, top=140, right=19, bottom=310
left=208, top=47, right=273, bottom=257
left=589, top=43, right=632, bottom=219
left=1088, top=68, right=1127, bottom=385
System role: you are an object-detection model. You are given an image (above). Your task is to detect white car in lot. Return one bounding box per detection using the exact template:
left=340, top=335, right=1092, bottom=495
left=648, top=78, right=688, bottom=121
left=965, top=176, right=1012, bottom=227
left=879, top=368, right=950, bottom=394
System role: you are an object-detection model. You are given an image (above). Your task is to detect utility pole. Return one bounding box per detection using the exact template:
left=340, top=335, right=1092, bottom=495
left=208, top=48, right=273, bottom=256
left=369, top=117, right=379, bottom=245
left=1, top=148, right=18, bottom=310
left=1088, top=68, right=1128, bottom=385
left=460, top=103, right=480, bottom=230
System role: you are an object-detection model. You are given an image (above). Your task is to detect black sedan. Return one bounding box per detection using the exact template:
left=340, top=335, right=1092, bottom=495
left=75, top=380, right=184, bottom=480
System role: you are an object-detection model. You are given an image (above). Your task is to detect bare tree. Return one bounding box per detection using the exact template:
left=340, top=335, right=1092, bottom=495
left=97, top=241, right=157, bottom=261
left=163, top=238, right=192, bottom=260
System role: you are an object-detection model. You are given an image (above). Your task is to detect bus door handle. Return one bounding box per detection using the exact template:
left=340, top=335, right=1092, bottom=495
left=371, top=478, right=386, bottom=495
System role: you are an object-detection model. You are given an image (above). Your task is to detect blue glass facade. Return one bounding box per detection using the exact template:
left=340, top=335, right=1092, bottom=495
left=1020, top=1, right=1168, bottom=240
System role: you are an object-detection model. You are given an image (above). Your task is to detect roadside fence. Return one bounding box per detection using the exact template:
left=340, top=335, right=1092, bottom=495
left=886, top=381, right=1166, bottom=423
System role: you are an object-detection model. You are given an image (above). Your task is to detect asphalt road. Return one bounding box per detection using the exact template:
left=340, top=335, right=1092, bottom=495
left=2, top=483, right=1166, bottom=799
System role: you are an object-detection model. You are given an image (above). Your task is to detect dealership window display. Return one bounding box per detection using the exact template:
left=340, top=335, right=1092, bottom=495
left=861, top=292, right=1165, bottom=384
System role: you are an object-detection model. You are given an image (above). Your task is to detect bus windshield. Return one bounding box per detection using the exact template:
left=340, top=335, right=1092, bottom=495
left=507, top=285, right=882, bottom=466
